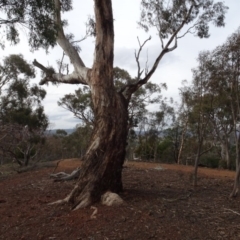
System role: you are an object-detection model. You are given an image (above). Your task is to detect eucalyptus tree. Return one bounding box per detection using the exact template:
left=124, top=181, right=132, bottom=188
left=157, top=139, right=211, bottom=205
left=149, top=101, right=175, bottom=161
left=218, top=29, right=240, bottom=197
left=206, top=44, right=234, bottom=169
left=182, top=28, right=240, bottom=191
left=0, top=54, right=48, bottom=166
left=0, top=0, right=228, bottom=208
left=176, top=83, right=192, bottom=164
left=58, top=86, right=94, bottom=126
left=201, top=28, right=240, bottom=195
left=181, top=53, right=215, bottom=186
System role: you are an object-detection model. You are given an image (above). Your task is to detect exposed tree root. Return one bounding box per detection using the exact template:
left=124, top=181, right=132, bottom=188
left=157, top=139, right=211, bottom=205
left=48, top=198, right=68, bottom=206
left=48, top=187, right=124, bottom=210
left=50, top=168, right=81, bottom=182
left=72, top=192, right=92, bottom=210
left=48, top=185, right=78, bottom=206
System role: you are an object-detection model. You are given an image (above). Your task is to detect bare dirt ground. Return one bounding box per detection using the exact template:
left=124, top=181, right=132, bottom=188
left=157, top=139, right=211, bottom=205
left=1, top=159, right=240, bottom=240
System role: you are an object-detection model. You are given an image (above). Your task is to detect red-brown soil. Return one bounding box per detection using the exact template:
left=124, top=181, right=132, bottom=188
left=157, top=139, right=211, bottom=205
left=1, top=159, right=240, bottom=240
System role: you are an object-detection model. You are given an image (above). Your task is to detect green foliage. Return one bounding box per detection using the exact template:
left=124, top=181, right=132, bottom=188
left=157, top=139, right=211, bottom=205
left=114, top=67, right=134, bottom=89
left=58, top=86, right=93, bottom=125
left=139, top=0, right=228, bottom=39
left=55, top=129, right=68, bottom=137
left=158, top=138, right=174, bottom=162
left=58, top=67, right=164, bottom=129
left=0, top=79, right=48, bottom=130
left=173, top=28, right=240, bottom=170
left=0, top=54, right=48, bottom=129
left=135, top=136, right=174, bottom=162
left=0, top=54, right=48, bottom=165
left=200, top=155, right=219, bottom=168
left=0, top=0, right=73, bottom=50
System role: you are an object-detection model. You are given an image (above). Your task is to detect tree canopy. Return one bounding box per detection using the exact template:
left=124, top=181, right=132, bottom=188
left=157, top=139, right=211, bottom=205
left=0, top=54, right=49, bottom=166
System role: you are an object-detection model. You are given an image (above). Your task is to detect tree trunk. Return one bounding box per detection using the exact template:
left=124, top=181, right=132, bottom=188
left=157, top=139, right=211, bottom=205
left=221, top=141, right=230, bottom=169
left=230, top=163, right=240, bottom=197
left=67, top=93, right=128, bottom=209
left=53, top=0, right=129, bottom=209
left=177, top=120, right=188, bottom=164
left=230, top=131, right=240, bottom=197
left=193, top=138, right=203, bottom=187
left=153, top=142, right=157, bottom=162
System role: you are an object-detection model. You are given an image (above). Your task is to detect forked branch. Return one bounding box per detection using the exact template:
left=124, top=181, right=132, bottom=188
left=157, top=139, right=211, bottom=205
left=120, top=4, right=194, bottom=101
left=135, top=36, right=151, bottom=81
left=33, top=59, right=89, bottom=85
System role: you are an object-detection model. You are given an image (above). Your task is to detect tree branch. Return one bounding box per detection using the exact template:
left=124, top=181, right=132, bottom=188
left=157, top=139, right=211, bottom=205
left=135, top=36, right=151, bottom=81
left=53, top=0, right=90, bottom=84
left=33, top=59, right=89, bottom=85
left=120, top=4, right=194, bottom=101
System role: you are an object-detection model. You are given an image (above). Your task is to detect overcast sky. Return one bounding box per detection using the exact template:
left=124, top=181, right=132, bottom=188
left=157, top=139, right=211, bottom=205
left=1, top=0, right=240, bottom=129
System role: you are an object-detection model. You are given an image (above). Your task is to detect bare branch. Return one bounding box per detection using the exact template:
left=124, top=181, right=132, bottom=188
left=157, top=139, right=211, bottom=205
left=50, top=168, right=81, bottom=182
left=134, top=36, right=151, bottom=81
left=166, top=36, right=177, bottom=52
left=54, top=0, right=89, bottom=82
left=141, top=4, right=194, bottom=84
left=145, top=49, right=149, bottom=76
left=120, top=4, right=194, bottom=100
left=33, top=59, right=89, bottom=85
left=177, top=22, right=199, bottom=39
left=58, top=51, right=66, bottom=74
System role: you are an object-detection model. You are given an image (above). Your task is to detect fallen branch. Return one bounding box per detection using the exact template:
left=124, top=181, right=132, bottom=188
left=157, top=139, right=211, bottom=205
left=223, top=208, right=240, bottom=216
left=50, top=168, right=81, bottom=181
left=162, top=192, right=192, bottom=203
left=90, top=206, right=98, bottom=219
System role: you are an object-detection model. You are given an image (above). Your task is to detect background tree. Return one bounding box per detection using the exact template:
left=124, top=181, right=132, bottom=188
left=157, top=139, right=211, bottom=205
left=175, top=85, right=191, bottom=164
left=211, top=29, right=240, bottom=197
left=175, top=28, right=240, bottom=193
left=58, top=87, right=94, bottom=126
left=135, top=100, right=175, bottom=162
left=187, top=52, right=215, bottom=186
left=205, top=45, right=234, bottom=169
left=0, top=54, right=48, bottom=166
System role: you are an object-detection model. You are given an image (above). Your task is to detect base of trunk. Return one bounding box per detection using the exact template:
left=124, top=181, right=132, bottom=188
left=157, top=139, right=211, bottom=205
left=49, top=189, right=124, bottom=210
